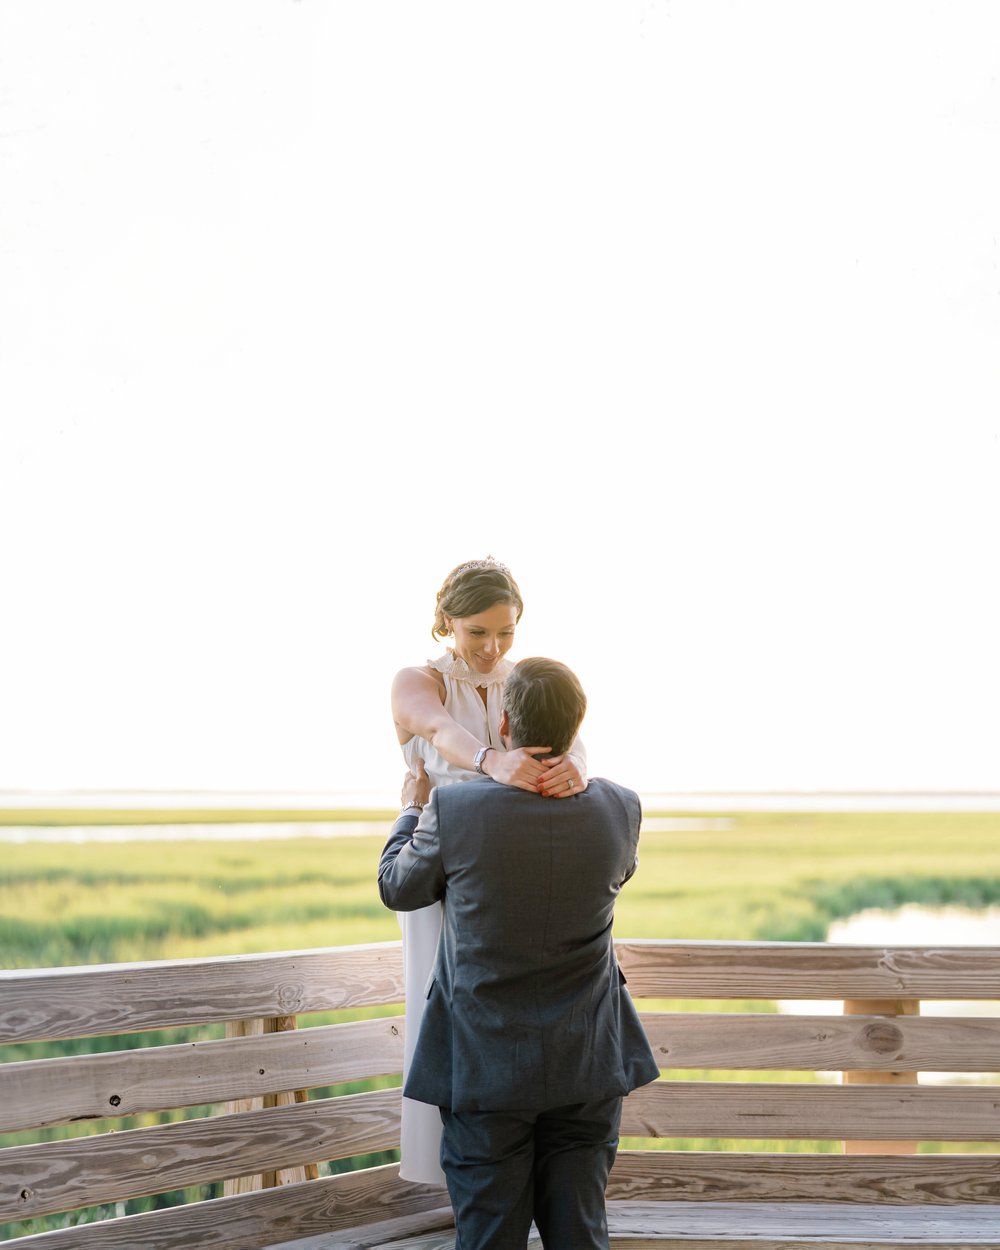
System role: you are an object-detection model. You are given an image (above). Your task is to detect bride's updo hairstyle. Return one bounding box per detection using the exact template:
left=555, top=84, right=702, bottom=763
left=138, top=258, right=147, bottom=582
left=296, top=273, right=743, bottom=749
left=432, top=557, right=524, bottom=641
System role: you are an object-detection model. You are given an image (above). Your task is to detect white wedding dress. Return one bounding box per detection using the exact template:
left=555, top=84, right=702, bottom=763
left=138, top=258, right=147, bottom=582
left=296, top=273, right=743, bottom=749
left=397, top=650, right=513, bottom=1185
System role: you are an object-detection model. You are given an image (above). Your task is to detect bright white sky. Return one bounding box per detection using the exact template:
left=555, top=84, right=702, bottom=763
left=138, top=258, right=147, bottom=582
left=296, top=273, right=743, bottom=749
left=2, top=2, right=998, bottom=800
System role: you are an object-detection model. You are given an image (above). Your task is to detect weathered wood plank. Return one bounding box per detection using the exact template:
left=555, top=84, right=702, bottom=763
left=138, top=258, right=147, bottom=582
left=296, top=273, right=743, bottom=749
left=607, top=1150, right=1000, bottom=1205
left=268, top=1201, right=1000, bottom=1248
left=617, top=941, right=1000, bottom=1000
left=6, top=941, right=999, bottom=1044
left=622, top=1080, right=1000, bottom=1141
left=5, top=1163, right=443, bottom=1249
left=0, top=943, right=405, bottom=1044
left=0, top=1017, right=404, bottom=1134
left=641, top=1011, right=1000, bottom=1073
left=596, top=1201, right=1000, bottom=1246
left=8, top=1009, right=998, bottom=1141
left=2, top=1089, right=403, bottom=1221
left=264, top=1207, right=454, bottom=1250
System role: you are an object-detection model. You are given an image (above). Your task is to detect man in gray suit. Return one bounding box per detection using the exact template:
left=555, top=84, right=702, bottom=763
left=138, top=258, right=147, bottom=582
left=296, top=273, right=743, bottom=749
left=378, top=657, right=659, bottom=1250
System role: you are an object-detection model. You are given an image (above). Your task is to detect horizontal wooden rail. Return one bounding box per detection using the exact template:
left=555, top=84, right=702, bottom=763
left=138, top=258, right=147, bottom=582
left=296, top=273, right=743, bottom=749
left=616, top=940, right=1000, bottom=1000
left=641, top=1011, right=1000, bottom=1072
left=6, top=1164, right=446, bottom=1250
left=607, top=1150, right=1000, bottom=1205
left=0, top=1017, right=404, bottom=1134
left=622, top=1081, right=1000, bottom=1141
left=8, top=1008, right=998, bottom=1139
left=2, top=1089, right=403, bottom=1222
left=6, top=941, right=999, bottom=1045
left=0, top=943, right=404, bottom=1044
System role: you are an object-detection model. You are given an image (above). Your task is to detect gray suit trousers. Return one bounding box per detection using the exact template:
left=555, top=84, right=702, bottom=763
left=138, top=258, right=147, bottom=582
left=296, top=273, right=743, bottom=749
left=438, top=1097, right=622, bottom=1250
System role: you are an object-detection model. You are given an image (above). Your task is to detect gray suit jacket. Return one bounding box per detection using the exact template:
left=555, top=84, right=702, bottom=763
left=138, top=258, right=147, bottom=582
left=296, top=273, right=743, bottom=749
left=378, top=777, right=660, bottom=1113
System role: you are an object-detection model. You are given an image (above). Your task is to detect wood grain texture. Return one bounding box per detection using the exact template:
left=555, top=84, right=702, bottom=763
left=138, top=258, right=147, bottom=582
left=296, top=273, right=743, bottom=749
left=0, top=1017, right=404, bottom=1134
left=260, top=1016, right=312, bottom=1189
left=10, top=1009, right=999, bottom=1140
left=621, top=1080, right=1000, bottom=1141
left=0, top=943, right=405, bottom=1044
left=264, top=1207, right=454, bottom=1250
left=223, top=1018, right=271, bottom=1194
left=6, top=940, right=999, bottom=1044
left=616, top=941, right=1000, bottom=1000
left=6, top=1163, right=444, bottom=1250
left=640, top=1011, right=1000, bottom=1073
left=262, top=1201, right=1000, bottom=1248
left=2, top=1089, right=403, bottom=1221
left=596, top=1201, right=1000, bottom=1247
left=843, top=999, right=919, bottom=1156
left=608, top=1150, right=1000, bottom=1205
left=221, top=1016, right=314, bottom=1194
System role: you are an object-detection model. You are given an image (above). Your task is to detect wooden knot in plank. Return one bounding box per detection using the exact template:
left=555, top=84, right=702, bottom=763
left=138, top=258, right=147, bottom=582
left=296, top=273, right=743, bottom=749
left=859, top=1020, right=904, bottom=1056
left=276, top=982, right=306, bottom=1012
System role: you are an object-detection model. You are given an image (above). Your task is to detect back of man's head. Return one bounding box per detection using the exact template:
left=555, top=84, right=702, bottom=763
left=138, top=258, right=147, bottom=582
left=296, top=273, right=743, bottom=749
left=503, top=658, right=586, bottom=758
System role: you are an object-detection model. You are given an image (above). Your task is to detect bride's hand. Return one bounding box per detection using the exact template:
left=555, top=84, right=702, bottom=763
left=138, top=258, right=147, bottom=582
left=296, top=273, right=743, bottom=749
left=484, top=745, right=551, bottom=793
left=401, top=758, right=432, bottom=810
left=537, top=752, right=588, bottom=799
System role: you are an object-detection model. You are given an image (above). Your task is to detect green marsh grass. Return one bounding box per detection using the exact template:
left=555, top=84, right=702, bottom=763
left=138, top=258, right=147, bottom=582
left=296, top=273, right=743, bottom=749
left=5, top=809, right=1000, bottom=967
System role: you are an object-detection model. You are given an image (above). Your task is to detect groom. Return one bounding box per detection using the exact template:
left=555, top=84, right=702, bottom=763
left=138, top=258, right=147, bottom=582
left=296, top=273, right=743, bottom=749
left=378, top=657, right=659, bottom=1249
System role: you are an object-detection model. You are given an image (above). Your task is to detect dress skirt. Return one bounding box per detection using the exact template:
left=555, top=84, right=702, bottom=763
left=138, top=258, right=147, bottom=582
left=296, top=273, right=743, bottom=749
left=398, top=901, right=448, bottom=1186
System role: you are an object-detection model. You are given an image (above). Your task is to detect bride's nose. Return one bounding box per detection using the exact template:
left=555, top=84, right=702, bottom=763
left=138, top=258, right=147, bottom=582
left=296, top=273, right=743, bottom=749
left=483, top=637, right=500, bottom=655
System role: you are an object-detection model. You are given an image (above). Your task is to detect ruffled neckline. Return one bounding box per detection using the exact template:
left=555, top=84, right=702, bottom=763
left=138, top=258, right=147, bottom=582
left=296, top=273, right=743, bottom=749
left=430, top=650, right=513, bottom=688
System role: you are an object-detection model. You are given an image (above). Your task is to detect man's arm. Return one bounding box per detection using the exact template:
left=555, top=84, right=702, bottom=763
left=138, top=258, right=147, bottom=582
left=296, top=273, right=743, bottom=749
left=619, top=791, right=642, bottom=887
left=378, top=790, right=446, bottom=911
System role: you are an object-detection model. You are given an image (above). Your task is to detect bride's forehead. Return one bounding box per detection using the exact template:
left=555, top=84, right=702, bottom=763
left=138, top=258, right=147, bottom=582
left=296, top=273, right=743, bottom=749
left=454, top=603, right=518, bottom=629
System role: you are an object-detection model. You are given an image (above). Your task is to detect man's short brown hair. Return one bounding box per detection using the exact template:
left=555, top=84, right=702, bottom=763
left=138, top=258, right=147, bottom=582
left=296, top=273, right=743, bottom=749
left=503, top=658, right=587, bottom=757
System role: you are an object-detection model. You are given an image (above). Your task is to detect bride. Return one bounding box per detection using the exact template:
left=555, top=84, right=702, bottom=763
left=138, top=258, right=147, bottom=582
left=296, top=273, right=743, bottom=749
left=391, top=556, right=587, bottom=1184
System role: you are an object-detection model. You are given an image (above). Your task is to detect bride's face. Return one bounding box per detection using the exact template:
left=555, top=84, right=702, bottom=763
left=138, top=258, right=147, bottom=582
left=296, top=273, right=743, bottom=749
left=446, top=601, right=518, bottom=676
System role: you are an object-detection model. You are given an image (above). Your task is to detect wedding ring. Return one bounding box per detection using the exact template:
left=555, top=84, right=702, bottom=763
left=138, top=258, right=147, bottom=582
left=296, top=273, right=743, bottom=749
left=566, top=779, right=574, bottom=791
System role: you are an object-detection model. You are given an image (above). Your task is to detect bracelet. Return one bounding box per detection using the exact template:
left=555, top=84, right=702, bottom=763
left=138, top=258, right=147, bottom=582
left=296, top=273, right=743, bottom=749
left=400, top=801, right=424, bottom=814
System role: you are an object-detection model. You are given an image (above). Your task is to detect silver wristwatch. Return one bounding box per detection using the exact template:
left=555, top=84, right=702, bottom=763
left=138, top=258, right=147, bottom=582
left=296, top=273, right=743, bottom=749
left=474, top=745, right=494, bottom=775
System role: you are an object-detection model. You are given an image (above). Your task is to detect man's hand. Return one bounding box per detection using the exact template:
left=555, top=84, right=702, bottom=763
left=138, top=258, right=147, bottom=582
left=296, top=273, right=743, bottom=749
left=401, top=758, right=432, bottom=810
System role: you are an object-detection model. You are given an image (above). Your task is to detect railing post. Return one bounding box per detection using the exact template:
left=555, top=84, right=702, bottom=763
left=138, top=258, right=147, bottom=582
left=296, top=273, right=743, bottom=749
left=841, top=998, right=919, bottom=1155
left=223, top=1014, right=319, bottom=1195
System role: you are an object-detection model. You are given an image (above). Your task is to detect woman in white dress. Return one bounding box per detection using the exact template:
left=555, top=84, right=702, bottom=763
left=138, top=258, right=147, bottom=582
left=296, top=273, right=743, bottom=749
left=391, top=557, right=587, bottom=1185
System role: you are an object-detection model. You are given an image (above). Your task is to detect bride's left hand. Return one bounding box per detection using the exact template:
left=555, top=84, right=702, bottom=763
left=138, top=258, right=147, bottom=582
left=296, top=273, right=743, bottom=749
left=401, top=758, right=432, bottom=810
left=537, top=752, right=588, bottom=798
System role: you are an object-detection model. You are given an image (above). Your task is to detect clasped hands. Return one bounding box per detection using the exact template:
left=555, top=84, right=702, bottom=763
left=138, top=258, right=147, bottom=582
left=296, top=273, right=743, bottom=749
left=402, top=749, right=587, bottom=809
left=485, top=746, right=586, bottom=797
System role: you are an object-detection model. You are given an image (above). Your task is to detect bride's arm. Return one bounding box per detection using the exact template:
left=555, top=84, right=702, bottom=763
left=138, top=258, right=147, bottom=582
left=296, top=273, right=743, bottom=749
left=391, top=667, right=549, bottom=793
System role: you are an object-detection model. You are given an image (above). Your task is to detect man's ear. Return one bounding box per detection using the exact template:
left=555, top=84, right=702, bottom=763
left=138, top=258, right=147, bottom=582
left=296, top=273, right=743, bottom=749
left=499, top=709, right=510, bottom=738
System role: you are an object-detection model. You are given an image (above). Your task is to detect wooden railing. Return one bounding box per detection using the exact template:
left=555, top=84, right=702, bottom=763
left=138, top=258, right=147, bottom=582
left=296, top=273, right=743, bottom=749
left=3, top=940, right=1000, bottom=1248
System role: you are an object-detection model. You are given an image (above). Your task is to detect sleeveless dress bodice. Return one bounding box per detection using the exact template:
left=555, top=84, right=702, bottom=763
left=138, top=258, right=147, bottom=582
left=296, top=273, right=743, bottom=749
left=400, top=650, right=512, bottom=787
